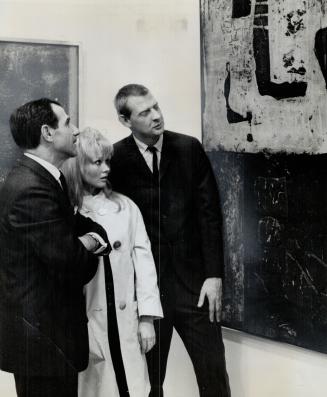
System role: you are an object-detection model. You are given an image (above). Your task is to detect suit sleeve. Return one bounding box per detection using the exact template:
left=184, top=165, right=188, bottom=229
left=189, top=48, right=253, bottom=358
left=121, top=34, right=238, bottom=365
left=74, top=212, right=111, bottom=256
left=131, top=202, right=163, bottom=318
left=193, top=138, right=225, bottom=279
left=74, top=211, right=106, bottom=239
left=8, top=187, right=103, bottom=285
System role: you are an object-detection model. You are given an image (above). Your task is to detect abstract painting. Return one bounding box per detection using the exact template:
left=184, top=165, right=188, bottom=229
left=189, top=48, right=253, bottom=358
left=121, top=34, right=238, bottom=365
left=201, top=0, right=327, bottom=353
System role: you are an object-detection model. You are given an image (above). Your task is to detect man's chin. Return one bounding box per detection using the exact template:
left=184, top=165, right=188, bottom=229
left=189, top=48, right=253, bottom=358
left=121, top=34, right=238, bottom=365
left=152, top=127, right=164, bottom=135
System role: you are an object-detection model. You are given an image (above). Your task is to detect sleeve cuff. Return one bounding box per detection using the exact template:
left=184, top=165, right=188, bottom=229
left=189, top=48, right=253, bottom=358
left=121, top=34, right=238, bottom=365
left=87, top=232, right=109, bottom=254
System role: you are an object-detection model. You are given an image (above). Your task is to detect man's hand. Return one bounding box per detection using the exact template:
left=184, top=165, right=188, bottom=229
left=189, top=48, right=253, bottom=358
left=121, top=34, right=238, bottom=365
left=138, top=316, right=156, bottom=354
left=197, top=277, right=222, bottom=323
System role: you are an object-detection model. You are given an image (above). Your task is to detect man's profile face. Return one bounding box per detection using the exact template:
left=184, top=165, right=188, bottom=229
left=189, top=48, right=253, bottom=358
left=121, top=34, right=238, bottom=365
left=50, top=104, right=79, bottom=159
left=125, top=92, right=165, bottom=141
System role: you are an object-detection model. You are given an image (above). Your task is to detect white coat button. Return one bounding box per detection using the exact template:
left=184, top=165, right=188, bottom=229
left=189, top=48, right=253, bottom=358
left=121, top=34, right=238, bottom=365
left=119, top=302, right=126, bottom=310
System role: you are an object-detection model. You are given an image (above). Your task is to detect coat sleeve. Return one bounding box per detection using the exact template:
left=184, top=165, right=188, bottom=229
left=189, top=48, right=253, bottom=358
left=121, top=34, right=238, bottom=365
left=131, top=202, right=163, bottom=318
left=8, top=186, right=100, bottom=285
left=193, top=138, right=225, bottom=279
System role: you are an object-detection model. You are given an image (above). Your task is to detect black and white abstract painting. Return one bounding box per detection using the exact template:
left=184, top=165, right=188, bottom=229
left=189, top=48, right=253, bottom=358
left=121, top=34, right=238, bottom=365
left=201, top=0, right=327, bottom=353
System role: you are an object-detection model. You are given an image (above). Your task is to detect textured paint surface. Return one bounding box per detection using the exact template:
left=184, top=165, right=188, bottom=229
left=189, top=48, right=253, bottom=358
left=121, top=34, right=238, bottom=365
left=232, top=0, right=251, bottom=18
left=208, top=152, right=245, bottom=325
left=210, top=150, right=327, bottom=354
left=201, top=0, right=327, bottom=153
left=243, top=152, right=327, bottom=353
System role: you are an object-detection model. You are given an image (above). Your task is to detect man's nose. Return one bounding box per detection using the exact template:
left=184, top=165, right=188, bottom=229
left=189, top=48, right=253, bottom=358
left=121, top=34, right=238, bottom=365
left=151, top=108, right=161, bottom=120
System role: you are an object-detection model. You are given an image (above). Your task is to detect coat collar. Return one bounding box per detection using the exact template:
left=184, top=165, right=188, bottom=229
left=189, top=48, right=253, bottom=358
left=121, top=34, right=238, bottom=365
left=125, top=134, right=154, bottom=179
left=19, top=155, right=71, bottom=206
left=24, top=153, right=61, bottom=182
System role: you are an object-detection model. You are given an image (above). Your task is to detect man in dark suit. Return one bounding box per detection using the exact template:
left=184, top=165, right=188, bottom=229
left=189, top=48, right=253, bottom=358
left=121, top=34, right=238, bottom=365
left=0, top=98, right=110, bottom=397
left=110, top=84, right=230, bottom=397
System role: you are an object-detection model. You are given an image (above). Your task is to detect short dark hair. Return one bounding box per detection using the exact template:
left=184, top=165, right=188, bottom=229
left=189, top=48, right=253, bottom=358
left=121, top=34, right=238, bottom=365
left=9, top=97, right=61, bottom=149
left=114, top=84, right=149, bottom=118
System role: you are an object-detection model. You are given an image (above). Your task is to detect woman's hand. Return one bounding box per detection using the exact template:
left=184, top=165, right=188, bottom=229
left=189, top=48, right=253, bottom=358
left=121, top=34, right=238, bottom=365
left=138, top=316, right=156, bottom=354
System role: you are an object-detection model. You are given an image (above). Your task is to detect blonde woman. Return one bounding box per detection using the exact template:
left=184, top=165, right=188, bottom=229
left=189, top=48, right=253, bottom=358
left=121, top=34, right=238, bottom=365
left=63, top=127, right=163, bottom=397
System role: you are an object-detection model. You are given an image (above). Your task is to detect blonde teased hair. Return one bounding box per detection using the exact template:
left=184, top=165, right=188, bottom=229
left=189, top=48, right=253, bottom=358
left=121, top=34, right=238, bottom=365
left=62, top=127, right=116, bottom=209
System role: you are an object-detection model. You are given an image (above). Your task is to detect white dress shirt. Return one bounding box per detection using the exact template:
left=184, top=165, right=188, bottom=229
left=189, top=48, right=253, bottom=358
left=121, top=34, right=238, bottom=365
left=133, top=134, right=163, bottom=172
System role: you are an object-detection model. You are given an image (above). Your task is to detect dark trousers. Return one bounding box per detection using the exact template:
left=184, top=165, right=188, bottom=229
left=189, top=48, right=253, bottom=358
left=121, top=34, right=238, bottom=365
left=14, top=373, right=78, bottom=397
left=146, top=276, right=231, bottom=397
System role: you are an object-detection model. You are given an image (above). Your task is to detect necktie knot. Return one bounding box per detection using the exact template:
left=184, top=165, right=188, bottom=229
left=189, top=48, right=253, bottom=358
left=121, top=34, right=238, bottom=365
left=147, top=146, right=157, bottom=154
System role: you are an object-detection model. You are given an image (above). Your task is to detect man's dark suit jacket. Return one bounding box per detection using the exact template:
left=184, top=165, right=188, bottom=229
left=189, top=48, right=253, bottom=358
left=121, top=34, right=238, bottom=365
left=0, top=156, right=108, bottom=377
left=110, top=131, right=224, bottom=294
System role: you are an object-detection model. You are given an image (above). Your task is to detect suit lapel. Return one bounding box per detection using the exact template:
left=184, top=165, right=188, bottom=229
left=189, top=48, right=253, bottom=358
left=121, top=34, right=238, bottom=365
left=19, top=156, right=71, bottom=209
left=124, top=134, right=154, bottom=179
left=159, top=131, right=174, bottom=181
left=124, top=132, right=174, bottom=183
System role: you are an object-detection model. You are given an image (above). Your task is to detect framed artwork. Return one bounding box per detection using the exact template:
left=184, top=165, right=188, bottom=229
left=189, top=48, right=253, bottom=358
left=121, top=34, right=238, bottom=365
left=201, top=0, right=327, bottom=354
left=0, top=39, right=79, bottom=186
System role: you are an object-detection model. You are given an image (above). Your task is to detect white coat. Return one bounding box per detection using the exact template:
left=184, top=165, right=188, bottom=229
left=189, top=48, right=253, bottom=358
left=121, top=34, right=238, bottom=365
left=78, top=191, right=163, bottom=397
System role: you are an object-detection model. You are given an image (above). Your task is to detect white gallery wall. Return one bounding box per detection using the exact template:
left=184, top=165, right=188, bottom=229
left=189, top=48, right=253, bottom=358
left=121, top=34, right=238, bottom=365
left=0, top=1, right=326, bottom=396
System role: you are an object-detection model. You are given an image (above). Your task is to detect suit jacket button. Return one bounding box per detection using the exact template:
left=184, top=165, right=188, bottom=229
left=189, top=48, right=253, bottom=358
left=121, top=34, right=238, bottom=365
left=119, top=302, right=126, bottom=310
left=113, top=241, right=121, bottom=249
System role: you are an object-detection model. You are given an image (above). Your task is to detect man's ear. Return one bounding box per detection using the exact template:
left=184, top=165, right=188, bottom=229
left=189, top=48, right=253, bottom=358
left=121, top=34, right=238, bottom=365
left=118, top=114, right=131, bottom=128
left=40, top=124, right=54, bottom=143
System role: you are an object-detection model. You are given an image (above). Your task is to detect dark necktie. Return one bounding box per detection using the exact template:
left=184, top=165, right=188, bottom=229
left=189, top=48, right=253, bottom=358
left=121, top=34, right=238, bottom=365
left=59, top=171, right=69, bottom=198
left=147, top=146, right=159, bottom=183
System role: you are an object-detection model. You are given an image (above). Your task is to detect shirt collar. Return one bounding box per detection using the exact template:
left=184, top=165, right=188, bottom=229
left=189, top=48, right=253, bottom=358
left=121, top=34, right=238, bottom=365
left=133, top=133, right=163, bottom=154
left=24, top=153, right=61, bottom=182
